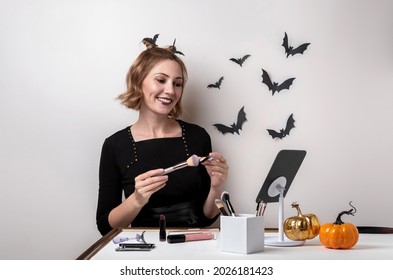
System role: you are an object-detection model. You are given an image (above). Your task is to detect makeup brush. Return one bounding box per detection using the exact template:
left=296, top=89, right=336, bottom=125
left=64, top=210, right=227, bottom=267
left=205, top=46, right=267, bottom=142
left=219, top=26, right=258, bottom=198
left=221, top=191, right=236, bottom=217
left=162, top=154, right=200, bottom=175
left=215, top=199, right=229, bottom=216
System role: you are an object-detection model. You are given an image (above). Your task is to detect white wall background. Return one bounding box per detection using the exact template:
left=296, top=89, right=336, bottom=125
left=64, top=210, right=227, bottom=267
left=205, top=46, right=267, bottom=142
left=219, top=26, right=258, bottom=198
left=1, top=0, right=392, bottom=259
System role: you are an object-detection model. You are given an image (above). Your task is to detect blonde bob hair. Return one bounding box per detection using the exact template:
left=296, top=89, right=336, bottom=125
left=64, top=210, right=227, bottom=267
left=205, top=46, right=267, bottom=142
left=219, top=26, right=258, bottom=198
left=117, top=47, right=188, bottom=119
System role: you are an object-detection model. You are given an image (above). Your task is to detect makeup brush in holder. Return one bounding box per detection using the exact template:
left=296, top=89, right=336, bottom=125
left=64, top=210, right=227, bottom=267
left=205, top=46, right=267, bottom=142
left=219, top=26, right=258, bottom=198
left=215, top=199, right=229, bottom=216
left=221, top=191, right=237, bottom=217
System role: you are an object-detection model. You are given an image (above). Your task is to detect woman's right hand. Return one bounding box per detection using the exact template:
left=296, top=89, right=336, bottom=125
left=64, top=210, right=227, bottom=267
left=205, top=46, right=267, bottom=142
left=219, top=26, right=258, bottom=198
left=108, top=169, right=168, bottom=229
left=133, top=168, right=168, bottom=207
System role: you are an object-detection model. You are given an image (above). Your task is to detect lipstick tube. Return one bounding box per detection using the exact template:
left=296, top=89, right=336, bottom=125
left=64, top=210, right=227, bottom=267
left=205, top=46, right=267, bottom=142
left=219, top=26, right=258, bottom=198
left=159, top=214, right=166, bottom=242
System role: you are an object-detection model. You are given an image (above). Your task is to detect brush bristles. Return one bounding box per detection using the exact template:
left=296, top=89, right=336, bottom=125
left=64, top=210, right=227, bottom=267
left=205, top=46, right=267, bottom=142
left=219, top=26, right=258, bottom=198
left=214, top=199, right=224, bottom=208
left=187, top=154, right=200, bottom=166
left=221, top=191, right=229, bottom=202
left=215, top=199, right=229, bottom=216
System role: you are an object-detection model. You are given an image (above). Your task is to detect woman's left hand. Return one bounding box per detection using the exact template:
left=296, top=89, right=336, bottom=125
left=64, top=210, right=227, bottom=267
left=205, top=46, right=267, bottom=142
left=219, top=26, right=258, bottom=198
left=202, top=152, right=229, bottom=190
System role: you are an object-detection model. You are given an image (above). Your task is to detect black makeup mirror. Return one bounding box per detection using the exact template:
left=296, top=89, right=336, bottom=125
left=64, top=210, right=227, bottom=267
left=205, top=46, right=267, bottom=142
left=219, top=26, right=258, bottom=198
left=256, top=149, right=307, bottom=247
left=256, top=150, right=306, bottom=203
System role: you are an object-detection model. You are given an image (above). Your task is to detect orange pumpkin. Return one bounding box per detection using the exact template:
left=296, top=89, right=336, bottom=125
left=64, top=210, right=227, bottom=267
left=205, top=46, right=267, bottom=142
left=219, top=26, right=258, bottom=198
left=319, top=202, right=359, bottom=249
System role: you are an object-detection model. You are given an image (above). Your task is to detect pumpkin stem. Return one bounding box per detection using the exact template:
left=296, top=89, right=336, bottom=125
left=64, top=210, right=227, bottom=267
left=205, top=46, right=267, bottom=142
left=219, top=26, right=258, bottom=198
left=335, top=201, right=357, bottom=225
left=291, top=202, right=303, bottom=217
left=349, top=201, right=357, bottom=214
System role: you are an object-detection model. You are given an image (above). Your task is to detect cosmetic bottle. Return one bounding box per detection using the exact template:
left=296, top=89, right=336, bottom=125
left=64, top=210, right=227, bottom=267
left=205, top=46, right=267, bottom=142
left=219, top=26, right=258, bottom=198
left=159, top=214, right=166, bottom=241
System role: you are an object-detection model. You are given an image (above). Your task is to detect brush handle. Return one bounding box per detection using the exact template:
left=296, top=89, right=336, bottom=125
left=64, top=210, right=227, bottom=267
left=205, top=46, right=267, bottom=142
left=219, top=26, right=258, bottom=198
left=225, top=200, right=236, bottom=217
left=218, top=206, right=229, bottom=216
left=163, top=161, right=188, bottom=175
left=199, top=156, right=213, bottom=163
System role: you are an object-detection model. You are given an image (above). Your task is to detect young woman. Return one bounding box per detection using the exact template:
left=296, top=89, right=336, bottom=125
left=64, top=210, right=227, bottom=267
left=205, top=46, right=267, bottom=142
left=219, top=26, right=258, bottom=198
left=96, top=46, right=229, bottom=236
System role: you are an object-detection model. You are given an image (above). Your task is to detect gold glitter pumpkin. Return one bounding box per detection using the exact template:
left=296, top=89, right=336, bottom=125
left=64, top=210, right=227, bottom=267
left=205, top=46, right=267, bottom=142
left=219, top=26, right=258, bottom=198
left=284, top=202, right=320, bottom=241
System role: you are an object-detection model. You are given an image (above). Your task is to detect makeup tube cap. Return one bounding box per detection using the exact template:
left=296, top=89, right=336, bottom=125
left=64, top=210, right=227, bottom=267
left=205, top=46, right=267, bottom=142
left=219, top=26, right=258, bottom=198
left=167, top=234, right=186, bottom=243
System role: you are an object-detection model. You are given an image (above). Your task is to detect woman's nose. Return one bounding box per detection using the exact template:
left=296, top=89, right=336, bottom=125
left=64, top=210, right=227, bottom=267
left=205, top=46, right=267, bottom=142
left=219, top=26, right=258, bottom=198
left=164, top=82, right=175, bottom=94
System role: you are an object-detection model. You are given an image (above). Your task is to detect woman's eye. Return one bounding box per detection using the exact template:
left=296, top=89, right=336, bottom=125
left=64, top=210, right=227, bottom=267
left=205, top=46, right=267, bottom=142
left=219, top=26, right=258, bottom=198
left=157, top=79, right=166, bottom=84
left=174, top=82, right=183, bottom=88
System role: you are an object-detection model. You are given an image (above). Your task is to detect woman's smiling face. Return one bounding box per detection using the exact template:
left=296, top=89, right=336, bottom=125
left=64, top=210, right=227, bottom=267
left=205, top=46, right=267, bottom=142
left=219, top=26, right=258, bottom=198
left=140, top=59, right=184, bottom=117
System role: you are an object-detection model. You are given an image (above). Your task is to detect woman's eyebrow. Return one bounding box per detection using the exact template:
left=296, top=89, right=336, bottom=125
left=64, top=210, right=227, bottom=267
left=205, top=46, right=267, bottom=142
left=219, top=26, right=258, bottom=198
left=154, top=72, right=183, bottom=80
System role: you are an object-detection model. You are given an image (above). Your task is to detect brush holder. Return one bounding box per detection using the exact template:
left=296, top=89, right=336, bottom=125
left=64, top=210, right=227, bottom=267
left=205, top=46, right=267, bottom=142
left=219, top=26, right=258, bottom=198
left=220, top=214, right=264, bottom=254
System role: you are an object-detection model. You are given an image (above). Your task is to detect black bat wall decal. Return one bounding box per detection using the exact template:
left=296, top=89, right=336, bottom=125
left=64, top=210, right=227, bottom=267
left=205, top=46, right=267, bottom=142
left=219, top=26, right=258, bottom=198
left=213, top=106, right=247, bottom=135
left=267, top=114, right=295, bottom=139
left=207, top=76, right=224, bottom=89
left=142, top=34, right=159, bottom=49
left=282, top=32, right=310, bottom=58
left=230, top=54, right=251, bottom=67
left=261, top=69, right=295, bottom=95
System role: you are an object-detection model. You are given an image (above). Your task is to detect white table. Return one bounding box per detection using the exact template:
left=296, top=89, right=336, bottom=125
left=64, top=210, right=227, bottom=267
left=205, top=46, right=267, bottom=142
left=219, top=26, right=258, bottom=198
left=79, top=228, right=393, bottom=260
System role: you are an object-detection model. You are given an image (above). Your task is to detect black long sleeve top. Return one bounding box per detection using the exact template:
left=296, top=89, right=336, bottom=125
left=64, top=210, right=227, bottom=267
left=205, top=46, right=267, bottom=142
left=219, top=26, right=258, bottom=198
left=96, top=120, right=217, bottom=236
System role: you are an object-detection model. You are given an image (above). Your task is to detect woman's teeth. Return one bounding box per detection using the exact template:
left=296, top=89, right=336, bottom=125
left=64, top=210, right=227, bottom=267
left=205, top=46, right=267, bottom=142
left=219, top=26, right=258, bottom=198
left=157, top=97, right=172, bottom=104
